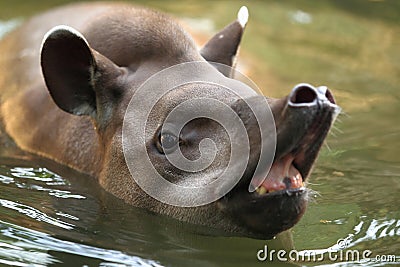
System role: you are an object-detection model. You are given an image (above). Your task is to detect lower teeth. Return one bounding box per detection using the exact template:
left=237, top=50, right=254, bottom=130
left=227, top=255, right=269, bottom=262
left=256, top=187, right=267, bottom=195
left=255, top=187, right=278, bottom=195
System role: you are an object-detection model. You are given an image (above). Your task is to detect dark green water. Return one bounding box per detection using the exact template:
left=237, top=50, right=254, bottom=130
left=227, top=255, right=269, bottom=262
left=0, top=1, right=399, bottom=266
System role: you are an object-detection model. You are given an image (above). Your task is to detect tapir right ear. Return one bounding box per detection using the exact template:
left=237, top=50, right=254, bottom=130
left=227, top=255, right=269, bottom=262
left=200, top=6, right=249, bottom=77
left=41, top=25, right=119, bottom=117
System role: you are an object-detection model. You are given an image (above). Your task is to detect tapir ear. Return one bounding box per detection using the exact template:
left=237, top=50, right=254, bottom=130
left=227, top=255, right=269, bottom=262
left=41, top=25, right=119, bottom=117
left=200, top=6, right=248, bottom=77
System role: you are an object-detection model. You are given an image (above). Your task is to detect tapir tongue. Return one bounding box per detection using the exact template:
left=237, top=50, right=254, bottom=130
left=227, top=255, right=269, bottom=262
left=253, top=154, right=304, bottom=194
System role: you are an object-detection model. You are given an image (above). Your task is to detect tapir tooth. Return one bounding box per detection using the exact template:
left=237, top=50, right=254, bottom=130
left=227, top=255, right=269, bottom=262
left=256, top=187, right=267, bottom=195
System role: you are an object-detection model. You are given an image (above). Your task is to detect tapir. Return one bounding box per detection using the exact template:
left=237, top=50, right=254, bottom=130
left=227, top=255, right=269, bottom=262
left=0, top=2, right=340, bottom=239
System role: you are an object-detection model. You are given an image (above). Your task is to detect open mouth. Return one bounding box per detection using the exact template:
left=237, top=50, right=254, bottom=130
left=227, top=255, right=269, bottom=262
left=249, top=85, right=340, bottom=198
left=252, top=154, right=304, bottom=196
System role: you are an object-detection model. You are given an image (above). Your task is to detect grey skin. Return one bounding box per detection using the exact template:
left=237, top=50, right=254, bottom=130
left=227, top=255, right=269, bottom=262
left=0, top=2, right=340, bottom=239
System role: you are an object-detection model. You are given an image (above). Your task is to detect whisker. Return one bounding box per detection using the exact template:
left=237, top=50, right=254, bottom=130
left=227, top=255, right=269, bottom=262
left=339, top=110, right=350, bottom=118
left=324, top=142, right=332, bottom=152
left=332, top=125, right=344, bottom=134
left=306, top=182, right=322, bottom=186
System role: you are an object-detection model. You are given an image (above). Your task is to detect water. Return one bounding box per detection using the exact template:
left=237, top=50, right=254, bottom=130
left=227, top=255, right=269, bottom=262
left=0, top=0, right=399, bottom=266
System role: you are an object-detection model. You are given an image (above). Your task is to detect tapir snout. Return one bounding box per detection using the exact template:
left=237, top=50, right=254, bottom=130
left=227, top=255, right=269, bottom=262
left=218, top=83, right=339, bottom=238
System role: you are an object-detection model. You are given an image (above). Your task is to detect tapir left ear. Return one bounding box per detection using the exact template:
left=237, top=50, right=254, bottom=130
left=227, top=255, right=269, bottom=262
left=200, top=6, right=248, bottom=77
left=41, top=25, right=121, bottom=117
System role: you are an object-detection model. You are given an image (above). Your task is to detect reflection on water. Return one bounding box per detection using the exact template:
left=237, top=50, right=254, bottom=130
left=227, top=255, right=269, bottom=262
left=0, top=199, right=74, bottom=230
left=0, top=0, right=399, bottom=266
left=295, top=217, right=400, bottom=265
left=0, top=162, right=165, bottom=266
left=0, top=220, right=162, bottom=266
left=3, top=167, right=85, bottom=199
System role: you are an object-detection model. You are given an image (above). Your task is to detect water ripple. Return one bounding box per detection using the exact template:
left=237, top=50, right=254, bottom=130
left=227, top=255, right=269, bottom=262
left=0, top=199, right=74, bottom=230
left=0, top=166, right=86, bottom=199
left=297, top=216, right=400, bottom=266
left=0, top=220, right=163, bottom=267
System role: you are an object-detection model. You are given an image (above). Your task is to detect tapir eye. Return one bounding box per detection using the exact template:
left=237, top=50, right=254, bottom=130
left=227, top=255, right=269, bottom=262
left=157, top=131, right=180, bottom=154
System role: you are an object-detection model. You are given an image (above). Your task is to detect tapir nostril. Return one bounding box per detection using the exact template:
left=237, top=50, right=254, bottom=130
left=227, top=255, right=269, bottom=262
left=289, top=85, right=317, bottom=105
left=325, top=88, right=336, bottom=104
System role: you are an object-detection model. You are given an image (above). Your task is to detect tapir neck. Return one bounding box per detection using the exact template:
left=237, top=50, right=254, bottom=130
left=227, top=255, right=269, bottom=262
left=0, top=83, right=104, bottom=176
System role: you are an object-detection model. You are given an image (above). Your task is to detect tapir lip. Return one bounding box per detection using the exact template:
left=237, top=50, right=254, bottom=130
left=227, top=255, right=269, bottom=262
left=252, top=186, right=307, bottom=198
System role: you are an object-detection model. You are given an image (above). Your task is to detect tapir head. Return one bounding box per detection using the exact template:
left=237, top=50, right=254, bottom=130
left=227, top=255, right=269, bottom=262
left=40, top=6, right=340, bottom=239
